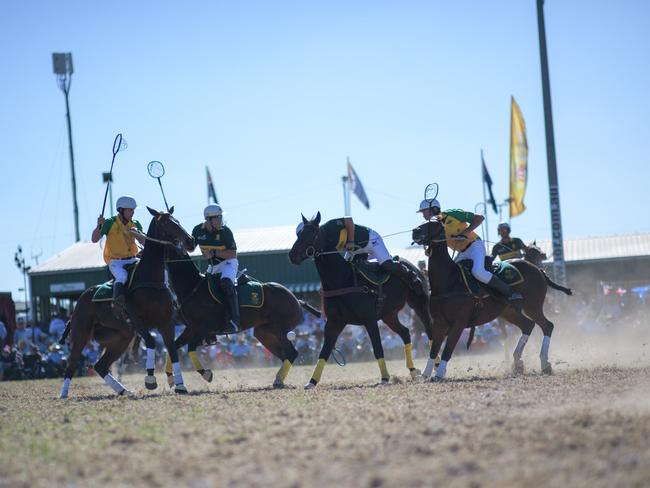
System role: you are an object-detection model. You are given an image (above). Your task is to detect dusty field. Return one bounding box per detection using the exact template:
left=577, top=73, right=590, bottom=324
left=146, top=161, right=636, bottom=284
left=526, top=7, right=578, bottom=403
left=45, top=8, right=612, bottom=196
left=1, top=328, right=649, bottom=488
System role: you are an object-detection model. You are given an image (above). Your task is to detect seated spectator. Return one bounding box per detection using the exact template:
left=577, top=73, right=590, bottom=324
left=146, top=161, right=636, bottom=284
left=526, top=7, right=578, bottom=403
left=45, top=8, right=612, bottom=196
left=48, top=311, right=67, bottom=341
left=230, top=336, right=251, bottom=364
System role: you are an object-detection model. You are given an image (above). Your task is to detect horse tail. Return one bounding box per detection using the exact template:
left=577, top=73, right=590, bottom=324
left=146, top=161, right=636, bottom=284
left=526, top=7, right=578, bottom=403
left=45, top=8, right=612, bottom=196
left=544, top=273, right=573, bottom=295
left=59, top=320, right=71, bottom=345
left=299, top=300, right=322, bottom=318
left=467, top=326, right=476, bottom=350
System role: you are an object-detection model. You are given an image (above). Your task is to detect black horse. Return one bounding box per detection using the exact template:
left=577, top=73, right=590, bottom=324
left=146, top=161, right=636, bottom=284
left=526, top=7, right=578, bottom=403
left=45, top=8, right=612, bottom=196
left=59, top=207, right=195, bottom=398
left=164, top=246, right=319, bottom=388
left=289, top=212, right=431, bottom=388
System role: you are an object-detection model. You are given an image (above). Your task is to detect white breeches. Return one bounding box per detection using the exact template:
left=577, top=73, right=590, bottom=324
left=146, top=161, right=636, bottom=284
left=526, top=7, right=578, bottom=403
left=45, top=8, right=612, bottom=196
left=109, top=257, right=138, bottom=284
left=454, top=240, right=492, bottom=284
left=207, top=258, right=239, bottom=283
left=356, top=229, right=392, bottom=264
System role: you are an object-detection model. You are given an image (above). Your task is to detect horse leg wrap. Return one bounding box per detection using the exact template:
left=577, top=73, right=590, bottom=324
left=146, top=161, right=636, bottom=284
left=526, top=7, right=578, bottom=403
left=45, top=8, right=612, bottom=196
left=435, top=360, right=448, bottom=379
left=189, top=351, right=203, bottom=371
left=172, top=362, right=184, bottom=385
left=277, top=359, right=292, bottom=382
left=514, top=334, right=530, bottom=360
left=311, top=358, right=327, bottom=384
left=422, top=358, right=435, bottom=378
left=146, top=348, right=156, bottom=371
left=377, top=358, right=389, bottom=381
left=428, top=340, right=433, bottom=351
left=60, top=378, right=71, bottom=399
left=165, top=353, right=173, bottom=375
left=103, top=373, right=126, bottom=394
left=404, top=344, right=415, bottom=370
left=540, top=335, right=551, bottom=366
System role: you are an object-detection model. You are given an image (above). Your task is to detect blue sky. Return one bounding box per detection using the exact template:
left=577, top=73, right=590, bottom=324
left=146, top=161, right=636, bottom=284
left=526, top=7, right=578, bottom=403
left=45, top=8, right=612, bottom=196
left=1, top=0, right=648, bottom=298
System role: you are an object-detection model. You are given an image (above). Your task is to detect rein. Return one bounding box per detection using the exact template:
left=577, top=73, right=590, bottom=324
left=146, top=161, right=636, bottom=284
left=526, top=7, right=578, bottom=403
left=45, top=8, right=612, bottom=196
left=129, top=228, right=178, bottom=247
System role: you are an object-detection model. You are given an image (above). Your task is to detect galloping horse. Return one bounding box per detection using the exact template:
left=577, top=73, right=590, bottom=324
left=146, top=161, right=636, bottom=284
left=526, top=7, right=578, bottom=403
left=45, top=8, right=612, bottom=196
left=289, top=213, right=432, bottom=388
left=164, top=246, right=320, bottom=388
left=412, top=219, right=571, bottom=380
left=59, top=207, right=195, bottom=398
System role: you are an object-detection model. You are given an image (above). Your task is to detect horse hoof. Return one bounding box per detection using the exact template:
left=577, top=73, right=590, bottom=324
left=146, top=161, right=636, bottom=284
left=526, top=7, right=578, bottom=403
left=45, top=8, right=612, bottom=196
left=512, top=360, right=525, bottom=375
left=430, top=375, right=445, bottom=383
left=380, top=378, right=390, bottom=385
left=542, top=363, right=553, bottom=375
left=202, top=370, right=213, bottom=383
left=59, top=391, right=69, bottom=399
left=304, top=381, right=317, bottom=390
left=144, top=375, right=158, bottom=390
left=174, top=384, right=188, bottom=394
left=273, top=379, right=285, bottom=389
left=167, top=374, right=175, bottom=388
left=409, top=368, right=421, bottom=380
left=118, top=388, right=131, bottom=396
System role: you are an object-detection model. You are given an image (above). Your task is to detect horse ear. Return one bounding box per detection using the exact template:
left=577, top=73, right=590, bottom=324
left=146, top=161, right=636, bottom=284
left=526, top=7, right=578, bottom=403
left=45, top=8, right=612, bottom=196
left=169, top=206, right=175, bottom=215
left=532, top=239, right=537, bottom=246
left=301, top=213, right=308, bottom=225
left=315, top=211, right=321, bottom=225
left=147, top=206, right=159, bottom=217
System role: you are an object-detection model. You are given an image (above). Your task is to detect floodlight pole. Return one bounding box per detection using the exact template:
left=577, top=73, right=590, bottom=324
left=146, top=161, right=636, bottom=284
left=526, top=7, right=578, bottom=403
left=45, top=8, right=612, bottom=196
left=536, top=0, right=567, bottom=285
left=53, top=53, right=80, bottom=242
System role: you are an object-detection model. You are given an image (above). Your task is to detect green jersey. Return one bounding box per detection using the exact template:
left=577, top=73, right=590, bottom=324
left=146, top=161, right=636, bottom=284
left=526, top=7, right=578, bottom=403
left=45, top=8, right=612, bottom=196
left=320, top=218, right=370, bottom=251
left=192, top=223, right=237, bottom=260
left=491, top=237, right=526, bottom=260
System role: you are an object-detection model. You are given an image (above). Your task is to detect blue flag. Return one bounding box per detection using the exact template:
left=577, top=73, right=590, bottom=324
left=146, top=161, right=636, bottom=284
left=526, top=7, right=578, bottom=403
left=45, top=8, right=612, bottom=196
left=206, top=166, right=219, bottom=204
left=347, top=160, right=370, bottom=209
left=482, top=154, right=497, bottom=214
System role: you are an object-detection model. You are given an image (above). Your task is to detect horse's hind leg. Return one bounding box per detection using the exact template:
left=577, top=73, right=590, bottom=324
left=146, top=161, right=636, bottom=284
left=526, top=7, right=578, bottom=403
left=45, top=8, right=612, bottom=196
left=383, top=311, right=419, bottom=379
left=160, top=323, right=187, bottom=394
left=422, top=324, right=448, bottom=378
left=93, top=332, right=132, bottom=396
left=135, top=328, right=159, bottom=390
left=500, top=308, right=536, bottom=375
left=365, top=321, right=390, bottom=384
left=60, top=300, right=95, bottom=399
left=305, top=319, right=345, bottom=389
left=254, top=324, right=298, bottom=388
left=167, top=327, right=211, bottom=385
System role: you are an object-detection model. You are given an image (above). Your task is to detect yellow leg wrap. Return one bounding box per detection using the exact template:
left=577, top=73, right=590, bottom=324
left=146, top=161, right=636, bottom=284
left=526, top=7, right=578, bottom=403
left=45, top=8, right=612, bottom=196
left=311, top=358, right=327, bottom=383
left=428, top=339, right=433, bottom=351
left=276, top=359, right=292, bottom=382
left=165, top=353, right=173, bottom=375
left=405, top=344, right=415, bottom=370
left=189, top=351, right=203, bottom=371
left=378, top=358, right=389, bottom=380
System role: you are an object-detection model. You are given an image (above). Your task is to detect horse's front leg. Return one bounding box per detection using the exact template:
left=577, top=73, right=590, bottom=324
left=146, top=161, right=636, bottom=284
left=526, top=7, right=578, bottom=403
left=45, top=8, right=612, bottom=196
left=422, top=324, right=447, bottom=378
left=161, top=323, right=187, bottom=394
left=432, top=320, right=466, bottom=381
left=305, top=319, right=345, bottom=389
left=132, top=326, right=158, bottom=390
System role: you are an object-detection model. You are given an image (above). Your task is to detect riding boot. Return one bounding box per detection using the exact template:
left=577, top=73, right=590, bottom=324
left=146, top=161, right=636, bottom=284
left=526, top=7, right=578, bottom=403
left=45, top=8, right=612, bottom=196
left=487, top=275, right=523, bottom=312
left=112, top=282, right=126, bottom=318
left=380, top=260, right=424, bottom=294
left=220, top=278, right=241, bottom=334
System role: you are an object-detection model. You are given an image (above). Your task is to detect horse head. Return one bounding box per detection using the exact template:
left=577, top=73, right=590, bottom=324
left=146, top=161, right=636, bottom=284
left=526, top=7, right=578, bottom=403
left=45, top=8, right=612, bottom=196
left=146, top=206, right=196, bottom=252
left=525, top=240, right=547, bottom=266
left=412, top=218, right=445, bottom=247
left=289, top=211, right=321, bottom=265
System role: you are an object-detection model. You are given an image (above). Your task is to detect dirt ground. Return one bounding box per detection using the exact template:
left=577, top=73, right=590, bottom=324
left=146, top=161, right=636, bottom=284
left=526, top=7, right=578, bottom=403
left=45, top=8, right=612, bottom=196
left=1, top=327, right=649, bottom=488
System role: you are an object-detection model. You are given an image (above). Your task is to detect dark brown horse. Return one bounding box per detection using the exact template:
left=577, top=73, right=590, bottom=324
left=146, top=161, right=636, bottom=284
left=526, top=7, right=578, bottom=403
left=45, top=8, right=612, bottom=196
left=58, top=207, right=195, bottom=398
left=163, top=246, right=320, bottom=388
left=289, top=212, right=432, bottom=388
left=412, top=219, right=571, bottom=381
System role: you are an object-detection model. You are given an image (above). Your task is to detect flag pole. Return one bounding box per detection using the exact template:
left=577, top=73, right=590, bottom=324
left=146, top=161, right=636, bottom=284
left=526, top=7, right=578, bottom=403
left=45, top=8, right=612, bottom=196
left=206, top=166, right=209, bottom=206
left=342, top=157, right=351, bottom=216
left=481, top=149, right=490, bottom=251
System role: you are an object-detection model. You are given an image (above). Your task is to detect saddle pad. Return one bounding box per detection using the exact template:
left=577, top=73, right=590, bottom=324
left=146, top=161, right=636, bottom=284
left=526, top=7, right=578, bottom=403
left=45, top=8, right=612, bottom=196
left=457, top=261, right=482, bottom=295
left=207, top=275, right=265, bottom=308
left=357, top=267, right=390, bottom=286
left=492, top=261, right=525, bottom=286
left=91, top=262, right=138, bottom=302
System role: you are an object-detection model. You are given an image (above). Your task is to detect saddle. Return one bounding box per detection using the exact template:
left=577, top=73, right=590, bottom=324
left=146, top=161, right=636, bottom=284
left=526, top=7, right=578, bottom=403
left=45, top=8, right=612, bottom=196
left=457, top=259, right=524, bottom=296
left=91, top=262, right=139, bottom=302
left=206, top=273, right=265, bottom=308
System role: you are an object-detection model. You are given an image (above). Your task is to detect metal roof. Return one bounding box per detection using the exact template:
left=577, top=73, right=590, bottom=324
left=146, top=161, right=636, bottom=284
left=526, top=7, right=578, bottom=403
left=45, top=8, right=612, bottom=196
left=29, top=230, right=650, bottom=276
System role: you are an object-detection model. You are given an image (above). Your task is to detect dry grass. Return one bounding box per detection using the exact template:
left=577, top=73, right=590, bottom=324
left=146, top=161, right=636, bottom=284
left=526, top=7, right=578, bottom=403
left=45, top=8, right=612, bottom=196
left=1, top=330, right=649, bottom=488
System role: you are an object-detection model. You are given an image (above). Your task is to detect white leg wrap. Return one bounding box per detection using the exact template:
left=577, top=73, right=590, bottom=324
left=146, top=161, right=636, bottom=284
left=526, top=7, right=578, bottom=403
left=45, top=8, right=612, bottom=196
left=540, top=336, right=551, bottom=362
left=422, top=358, right=435, bottom=378
left=514, top=334, right=529, bottom=360
left=435, top=360, right=448, bottom=379
left=103, top=373, right=126, bottom=394
left=60, top=378, right=71, bottom=398
left=172, top=362, right=183, bottom=385
left=146, top=348, right=156, bottom=370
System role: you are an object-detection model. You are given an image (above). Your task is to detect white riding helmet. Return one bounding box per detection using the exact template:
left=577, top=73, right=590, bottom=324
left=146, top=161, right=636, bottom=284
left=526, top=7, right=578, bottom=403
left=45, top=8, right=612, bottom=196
left=204, top=204, right=224, bottom=218
left=116, top=196, right=137, bottom=210
left=417, top=199, right=441, bottom=213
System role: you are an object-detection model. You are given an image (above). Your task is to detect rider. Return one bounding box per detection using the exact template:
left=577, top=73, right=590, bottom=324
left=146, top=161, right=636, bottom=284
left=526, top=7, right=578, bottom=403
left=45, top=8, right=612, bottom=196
left=417, top=199, right=523, bottom=308
left=92, top=196, right=143, bottom=317
left=491, top=222, right=527, bottom=261
left=297, top=216, right=423, bottom=292
left=192, top=204, right=240, bottom=334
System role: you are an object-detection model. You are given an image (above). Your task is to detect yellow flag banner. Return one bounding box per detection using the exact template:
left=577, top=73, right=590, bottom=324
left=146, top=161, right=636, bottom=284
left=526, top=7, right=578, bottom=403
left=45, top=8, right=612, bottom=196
left=509, top=96, right=528, bottom=217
